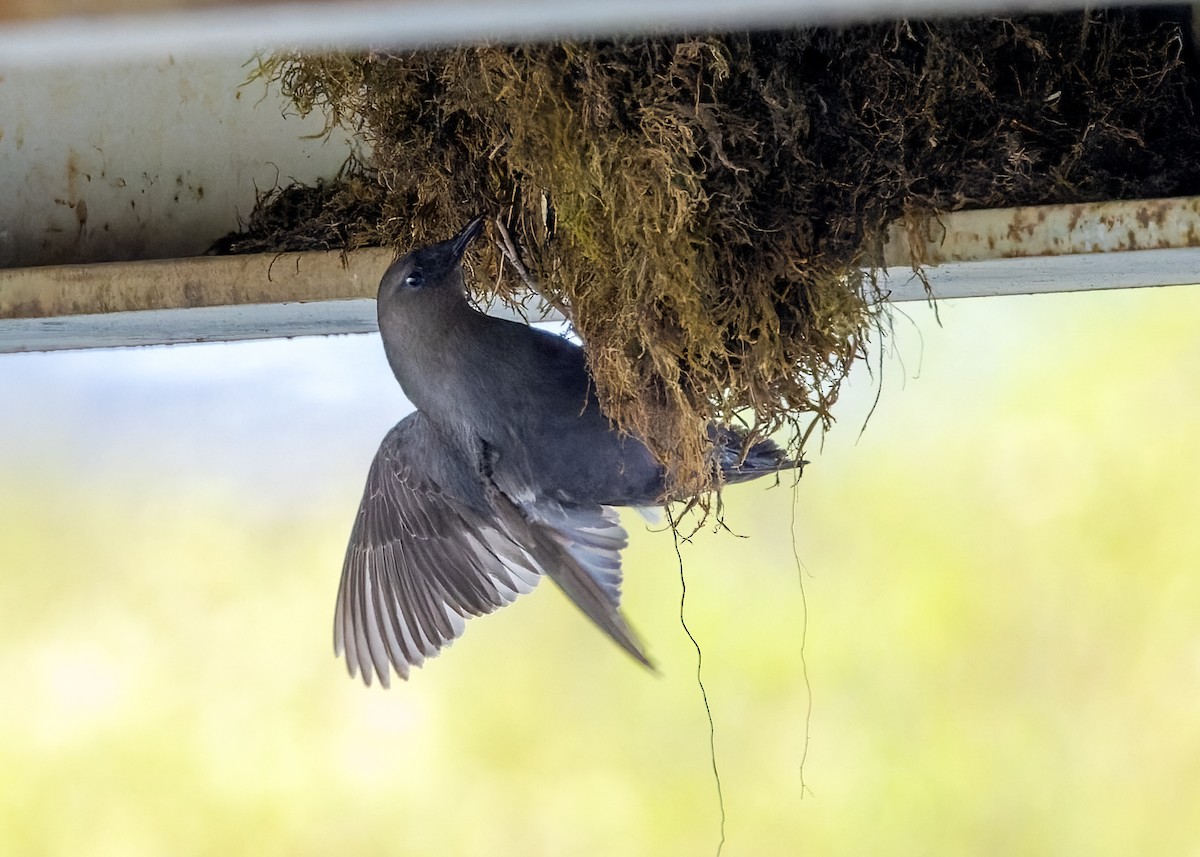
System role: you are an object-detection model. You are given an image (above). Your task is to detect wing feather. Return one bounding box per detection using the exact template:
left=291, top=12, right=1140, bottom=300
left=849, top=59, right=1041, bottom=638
left=335, top=415, right=544, bottom=687
left=335, top=412, right=651, bottom=687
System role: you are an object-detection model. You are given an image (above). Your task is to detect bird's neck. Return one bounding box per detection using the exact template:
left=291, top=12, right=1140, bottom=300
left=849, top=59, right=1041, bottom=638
left=379, top=297, right=484, bottom=415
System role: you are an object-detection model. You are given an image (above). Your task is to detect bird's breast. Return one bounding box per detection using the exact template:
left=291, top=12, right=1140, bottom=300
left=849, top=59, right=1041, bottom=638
left=390, top=312, right=665, bottom=506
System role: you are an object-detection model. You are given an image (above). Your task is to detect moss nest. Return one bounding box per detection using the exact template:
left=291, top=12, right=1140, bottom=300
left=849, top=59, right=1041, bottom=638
left=208, top=157, right=388, bottom=254
left=232, top=10, right=1200, bottom=497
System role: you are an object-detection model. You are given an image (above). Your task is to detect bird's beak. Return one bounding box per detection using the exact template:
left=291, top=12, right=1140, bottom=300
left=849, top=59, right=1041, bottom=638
left=450, top=215, right=486, bottom=262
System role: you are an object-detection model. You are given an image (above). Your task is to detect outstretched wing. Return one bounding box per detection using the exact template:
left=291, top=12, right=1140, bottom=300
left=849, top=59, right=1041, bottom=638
left=336, top=413, right=652, bottom=686
left=334, top=414, right=542, bottom=687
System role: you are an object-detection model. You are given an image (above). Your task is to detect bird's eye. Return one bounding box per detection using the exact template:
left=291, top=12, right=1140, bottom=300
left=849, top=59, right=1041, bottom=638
left=404, top=270, right=424, bottom=288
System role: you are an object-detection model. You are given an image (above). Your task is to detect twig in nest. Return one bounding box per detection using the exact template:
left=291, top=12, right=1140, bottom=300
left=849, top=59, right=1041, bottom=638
left=492, top=217, right=571, bottom=319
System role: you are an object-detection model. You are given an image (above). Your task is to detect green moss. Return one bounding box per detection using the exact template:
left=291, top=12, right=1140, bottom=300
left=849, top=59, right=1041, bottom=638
left=235, top=11, right=1200, bottom=497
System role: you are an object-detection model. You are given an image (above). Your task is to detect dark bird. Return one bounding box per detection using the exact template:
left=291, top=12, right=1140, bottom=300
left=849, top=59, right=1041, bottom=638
left=334, top=217, right=800, bottom=686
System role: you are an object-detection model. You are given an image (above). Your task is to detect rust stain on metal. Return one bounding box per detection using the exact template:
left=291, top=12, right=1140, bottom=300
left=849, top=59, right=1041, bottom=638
left=1066, top=206, right=1082, bottom=233
left=5, top=299, right=46, bottom=319
left=884, top=195, right=1200, bottom=268
left=182, top=279, right=207, bottom=307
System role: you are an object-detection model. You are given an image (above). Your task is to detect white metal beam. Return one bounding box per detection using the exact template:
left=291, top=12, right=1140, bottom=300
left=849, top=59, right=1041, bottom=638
left=2, top=197, right=1197, bottom=353
left=878, top=196, right=1200, bottom=301
left=879, top=248, right=1200, bottom=302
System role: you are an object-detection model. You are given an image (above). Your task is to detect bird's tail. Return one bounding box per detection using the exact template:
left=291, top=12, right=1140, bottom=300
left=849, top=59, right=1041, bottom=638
left=712, top=426, right=805, bottom=485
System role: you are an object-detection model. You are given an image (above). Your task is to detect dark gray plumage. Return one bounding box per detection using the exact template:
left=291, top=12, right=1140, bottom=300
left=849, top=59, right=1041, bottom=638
left=334, top=217, right=799, bottom=686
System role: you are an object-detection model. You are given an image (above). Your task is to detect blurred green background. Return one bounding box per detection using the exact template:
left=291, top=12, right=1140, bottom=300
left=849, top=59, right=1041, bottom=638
left=1, top=286, right=1198, bottom=856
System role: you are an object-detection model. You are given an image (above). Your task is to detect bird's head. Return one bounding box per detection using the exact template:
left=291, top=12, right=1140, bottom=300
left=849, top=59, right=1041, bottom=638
left=377, top=216, right=485, bottom=318
left=375, top=216, right=486, bottom=400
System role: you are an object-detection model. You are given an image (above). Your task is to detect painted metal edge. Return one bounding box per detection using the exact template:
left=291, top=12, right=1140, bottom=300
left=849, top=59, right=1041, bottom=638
left=882, top=196, right=1200, bottom=267
left=878, top=247, right=1200, bottom=302
left=2, top=195, right=1199, bottom=352
left=0, top=300, right=381, bottom=353
left=874, top=195, right=1200, bottom=301
left=0, top=248, right=395, bottom=319
left=0, top=296, right=556, bottom=353
left=0, top=0, right=1126, bottom=68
